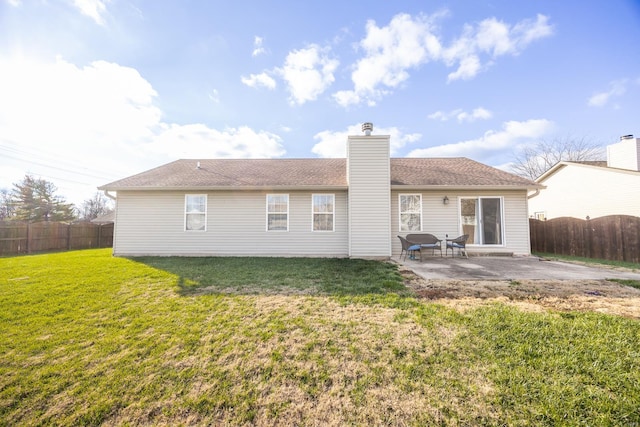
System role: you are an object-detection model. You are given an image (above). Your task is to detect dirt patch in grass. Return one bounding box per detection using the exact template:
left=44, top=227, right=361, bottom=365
left=399, top=268, right=640, bottom=319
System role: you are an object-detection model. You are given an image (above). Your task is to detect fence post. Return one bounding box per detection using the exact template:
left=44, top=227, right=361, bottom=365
left=26, top=222, right=31, bottom=254
left=67, top=223, right=72, bottom=250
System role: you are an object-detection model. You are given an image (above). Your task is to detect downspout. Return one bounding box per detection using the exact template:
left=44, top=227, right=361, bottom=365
left=103, top=190, right=117, bottom=255
left=527, top=188, right=540, bottom=199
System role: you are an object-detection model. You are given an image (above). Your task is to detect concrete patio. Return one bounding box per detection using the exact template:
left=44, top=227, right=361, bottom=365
left=392, top=255, right=640, bottom=281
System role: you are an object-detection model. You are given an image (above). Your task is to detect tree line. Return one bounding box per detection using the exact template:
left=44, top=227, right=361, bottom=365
left=0, top=175, right=113, bottom=222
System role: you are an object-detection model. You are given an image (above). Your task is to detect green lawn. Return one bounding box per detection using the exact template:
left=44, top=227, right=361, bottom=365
left=1, top=249, right=640, bottom=426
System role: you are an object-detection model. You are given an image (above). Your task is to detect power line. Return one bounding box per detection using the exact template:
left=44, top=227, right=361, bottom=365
left=0, top=139, right=125, bottom=182
left=1, top=151, right=115, bottom=181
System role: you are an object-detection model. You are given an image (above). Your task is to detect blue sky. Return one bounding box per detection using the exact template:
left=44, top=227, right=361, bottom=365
left=1, top=0, right=639, bottom=205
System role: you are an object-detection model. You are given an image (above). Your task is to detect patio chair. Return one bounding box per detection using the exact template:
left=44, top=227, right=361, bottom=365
left=397, top=235, right=421, bottom=261
left=446, top=234, right=469, bottom=258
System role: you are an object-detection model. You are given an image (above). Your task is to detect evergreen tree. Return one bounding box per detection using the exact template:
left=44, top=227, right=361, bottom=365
left=10, top=175, right=76, bottom=222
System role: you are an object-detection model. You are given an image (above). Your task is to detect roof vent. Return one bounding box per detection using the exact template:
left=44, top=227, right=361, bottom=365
left=620, top=134, right=634, bottom=140
left=362, top=122, right=373, bottom=136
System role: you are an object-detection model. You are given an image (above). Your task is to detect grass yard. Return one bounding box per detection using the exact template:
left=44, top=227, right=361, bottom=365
left=1, top=249, right=640, bottom=426
left=534, top=252, right=640, bottom=272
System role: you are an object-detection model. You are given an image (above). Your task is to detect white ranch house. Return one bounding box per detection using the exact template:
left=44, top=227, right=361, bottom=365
left=528, top=135, right=640, bottom=220
left=100, top=128, right=540, bottom=258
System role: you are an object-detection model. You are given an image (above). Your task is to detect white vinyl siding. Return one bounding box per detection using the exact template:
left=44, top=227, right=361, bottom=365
left=391, top=190, right=531, bottom=257
left=185, top=194, right=206, bottom=231
left=112, top=190, right=348, bottom=257
left=529, top=164, right=640, bottom=219
left=267, top=194, right=289, bottom=231
left=347, top=135, right=391, bottom=258
left=312, top=194, right=334, bottom=232
left=399, top=194, right=422, bottom=231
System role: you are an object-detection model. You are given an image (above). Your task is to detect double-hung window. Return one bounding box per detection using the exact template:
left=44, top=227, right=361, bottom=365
left=312, top=194, right=334, bottom=232
left=267, top=194, right=288, bottom=231
left=399, top=194, right=422, bottom=231
left=460, top=197, right=503, bottom=245
left=185, top=194, right=206, bottom=231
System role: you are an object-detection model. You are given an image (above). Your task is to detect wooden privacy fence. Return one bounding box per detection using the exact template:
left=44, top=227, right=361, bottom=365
left=530, top=215, right=640, bottom=263
left=0, top=221, right=114, bottom=256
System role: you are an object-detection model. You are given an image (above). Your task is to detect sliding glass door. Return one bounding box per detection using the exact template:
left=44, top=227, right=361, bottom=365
left=460, top=197, right=503, bottom=245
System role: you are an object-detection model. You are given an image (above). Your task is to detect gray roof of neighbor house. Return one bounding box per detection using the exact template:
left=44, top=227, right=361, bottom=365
left=99, top=157, right=540, bottom=191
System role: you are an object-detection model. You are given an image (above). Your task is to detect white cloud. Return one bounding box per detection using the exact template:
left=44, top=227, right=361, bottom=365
left=444, top=14, right=553, bottom=82
left=252, top=36, right=267, bottom=57
left=312, top=124, right=421, bottom=158
left=5, top=0, right=21, bottom=6
left=408, top=119, right=554, bottom=158
left=587, top=78, right=629, bottom=107
left=428, top=107, right=492, bottom=122
left=458, top=107, right=493, bottom=122
left=334, top=12, right=443, bottom=107
left=0, top=56, right=286, bottom=204
left=72, top=0, right=109, bottom=26
left=278, top=44, right=338, bottom=105
left=0, top=57, right=161, bottom=151
left=150, top=124, right=285, bottom=159
left=335, top=12, right=552, bottom=106
left=241, top=72, right=277, bottom=90
left=208, top=89, right=220, bottom=103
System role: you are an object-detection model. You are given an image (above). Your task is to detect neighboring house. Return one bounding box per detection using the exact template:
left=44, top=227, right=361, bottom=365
left=90, top=211, right=115, bottom=224
left=99, top=126, right=540, bottom=258
left=528, top=135, right=640, bottom=220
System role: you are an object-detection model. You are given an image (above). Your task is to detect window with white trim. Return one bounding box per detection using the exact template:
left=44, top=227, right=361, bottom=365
left=460, top=197, right=504, bottom=245
left=312, top=194, right=334, bottom=231
left=267, top=194, right=288, bottom=231
left=185, top=194, right=206, bottom=231
left=399, top=194, right=422, bottom=231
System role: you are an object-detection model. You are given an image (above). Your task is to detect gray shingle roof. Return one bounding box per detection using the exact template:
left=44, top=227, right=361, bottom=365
left=99, top=157, right=539, bottom=190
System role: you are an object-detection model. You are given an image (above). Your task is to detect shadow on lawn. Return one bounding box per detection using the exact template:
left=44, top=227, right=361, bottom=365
left=130, top=256, right=412, bottom=297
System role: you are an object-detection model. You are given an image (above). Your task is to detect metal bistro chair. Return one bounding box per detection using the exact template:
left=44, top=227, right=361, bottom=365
left=397, top=235, right=421, bottom=261
left=446, top=234, right=469, bottom=258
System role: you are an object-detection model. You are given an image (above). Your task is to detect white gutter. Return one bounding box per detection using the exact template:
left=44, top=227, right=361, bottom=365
left=527, top=188, right=541, bottom=199
left=103, top=190, right=117, bottom=200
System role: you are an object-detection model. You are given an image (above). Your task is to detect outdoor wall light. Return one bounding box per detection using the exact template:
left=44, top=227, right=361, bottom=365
left=443, top=196, right=449, bottom=205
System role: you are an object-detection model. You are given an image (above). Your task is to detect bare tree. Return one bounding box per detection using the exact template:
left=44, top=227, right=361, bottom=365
left=0, top=188, right=14, bottom=220
left=510, top=136, right=605, bottom=180
left=78, top=192, right=113, bottom=221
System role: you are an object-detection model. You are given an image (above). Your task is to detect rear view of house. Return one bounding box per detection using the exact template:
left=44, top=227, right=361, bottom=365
left=100, top=124, right=539, bottom=258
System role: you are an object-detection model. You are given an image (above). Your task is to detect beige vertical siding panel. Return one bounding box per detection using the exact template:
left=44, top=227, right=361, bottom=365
left=113, top=190, right=348, bottom=256
left=347, top=136, right=391, bottom=257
